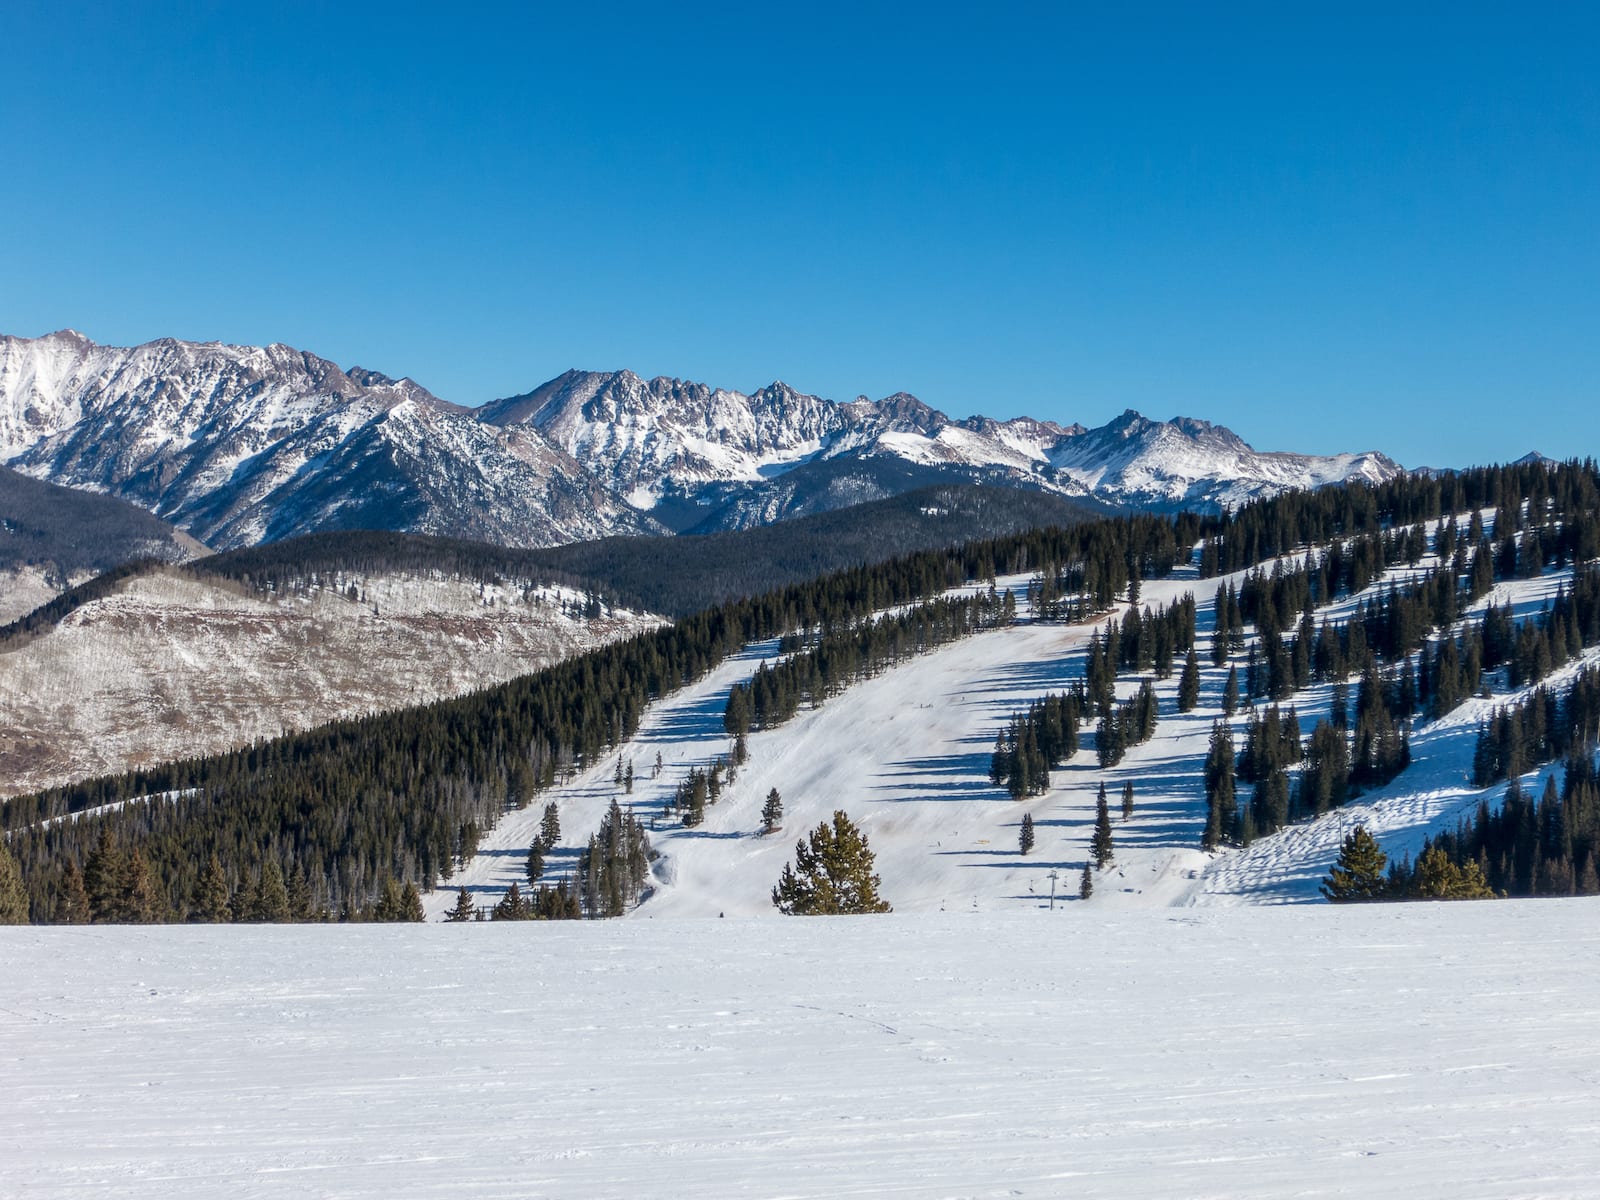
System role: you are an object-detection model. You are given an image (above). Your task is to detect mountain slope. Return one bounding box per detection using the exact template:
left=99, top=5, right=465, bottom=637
left=0, top=331, right=659, bottom=549
left=430, top=511, right=1582, bottom=920
left=0, top=565, right=662, bottom=797
left=0, top=463, right=207, bottom=622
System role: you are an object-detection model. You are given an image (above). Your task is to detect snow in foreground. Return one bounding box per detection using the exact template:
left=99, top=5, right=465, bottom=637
left=6, top=902, right=1600, bottom=1198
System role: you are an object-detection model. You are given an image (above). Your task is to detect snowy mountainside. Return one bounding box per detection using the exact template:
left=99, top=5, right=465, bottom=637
left=0, top=567, right=663, bottom=797
left=485, top=367, right=1402, bottom=527
left=0, top=331, right=659, bottom=549
left=1048, top=409, right=1401, bottom=511
left=433, top=518, right=1577, bottom=919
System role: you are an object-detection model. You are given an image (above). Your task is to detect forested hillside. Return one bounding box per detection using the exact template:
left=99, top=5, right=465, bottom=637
left=0, top=465, right=204, bottom=621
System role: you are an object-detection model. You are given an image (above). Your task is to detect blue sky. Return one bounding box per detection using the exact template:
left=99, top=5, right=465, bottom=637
left=2, top=2, right=1595, bottom=467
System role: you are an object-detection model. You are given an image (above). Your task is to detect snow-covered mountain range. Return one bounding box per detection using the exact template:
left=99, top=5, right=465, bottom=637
left=0, top=331, right=1402, bottom=548
left=482, top=368, right=1401, bottom=527
left=0, top=331, right=657, bottom=549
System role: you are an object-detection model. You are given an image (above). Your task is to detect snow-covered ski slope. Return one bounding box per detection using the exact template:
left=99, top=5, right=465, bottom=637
left=6, top=904, right=1600, bottom=1198
left=432, top=516, right=1592, bottom=919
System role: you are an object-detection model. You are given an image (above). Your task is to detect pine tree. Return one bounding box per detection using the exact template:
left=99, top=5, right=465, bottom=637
left=1091, top=796, right=1115, bottom=869
left=1201, top=721, right=1237, bottom=850
left=82, top=828, right=124, bottom=923
left=445, top=887, right=476, bottom=921
left=1178, top=648, right=1201, bottom=712
left=191, top=853, right=232, bottom=923
left=1409, top=847, right=1496, bottom=900
left=1019, top=812, right=1036, bottom=855
left=373, top=878, right=406, bottom=922
left=772, top=811, right=891, bottom=915
left=1121, top=781, right=1135, bottom=821
left=761, top=788, right=784, bottom=835
left=1320, top=826, right=1388, bottom=902
left=539, top=802, right=562, bottom=849
left=526, top=840, right=545, bottom=885
left=398, top=881, right=426, bottom=922
left=119, top=848, right=164, bottom=923
left=1079, top=863, right=1094, bottom=900
left=250, top=860, right=290, bottom=923
left=55, top=861, right=90, bottom=924
left=1223, top=665, right=1240, bottom=717
left=493, top=882, right=531, bottom=920
left=0, top=841, right=28, bottom=923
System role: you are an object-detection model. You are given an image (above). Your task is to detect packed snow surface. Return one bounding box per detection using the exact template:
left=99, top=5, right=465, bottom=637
left=4, top=905, right=1599, bottom=1198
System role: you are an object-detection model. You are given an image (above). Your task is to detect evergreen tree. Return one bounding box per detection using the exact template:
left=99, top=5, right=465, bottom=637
left=1408, top=847, right=1496, bottom=899
left=493, top=882, right=531, bottom=920
left=119, top=847, right=164, bottom=923
left=190, top=853, right=231, bottom=923
left=372, top=877, right=406, bottom=922
left=761, top=788, right=784, bottom=835
left=1091, top=796, right=1115, bottom=869
left=1223, top=666, right=1240, bottom=716
left=1320, top=826, right=1388, bottom=902
left=539, top=802, right=561, bottom=849
left=398, top=881, right=426, bottom=922
left=1019, top=812, right=1035, bottom=855
left=250, top=860, right=290, bottom=923
left=1121, top=781, right=1135, bottom=821
left=82, top=828, right=124, bottom=923
left=526, top=840, right=545, bottom=885
left=55, top=861, right=90, bottom=924
left=1201, top=722, right=1237, bottom=850
left=445, top=887, right=476, bottom=921
left=1079, top=862, right=1094, bottom=900
left=0, top=840, right=28, bottom=923
left=772, top=811, right=891, bottom=915
left=1178, top=648, right=1201, bottom=712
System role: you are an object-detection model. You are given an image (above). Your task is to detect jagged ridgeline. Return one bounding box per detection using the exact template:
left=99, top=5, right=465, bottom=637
left=5, top=458, right=1600, bottom=922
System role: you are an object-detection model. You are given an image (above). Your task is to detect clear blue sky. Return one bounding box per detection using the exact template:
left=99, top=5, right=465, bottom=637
left=2, top=2, right=1595, bottom=468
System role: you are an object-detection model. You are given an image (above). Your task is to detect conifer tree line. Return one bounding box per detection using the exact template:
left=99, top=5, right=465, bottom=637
left=1095, top=681, right=1160, bottom=770
left=990, top=689, right=1085, bottom=798
left=1470, top=665, right=1600, bottom=788
left=664, top=753, right=739, bottom=828
left=1197, top=458, right=1600, bottom=578
left=1197, top=469, right=1600, bottom=852
left=5, top=461, right=1598, bottom=922
left=1320, top=825, right=1496, bottom=902
left=723, top=591, right=1008, bottom=734
left=1419, top=752, right=1600, bottom=898
left=577, top=799, right=653, bottom=918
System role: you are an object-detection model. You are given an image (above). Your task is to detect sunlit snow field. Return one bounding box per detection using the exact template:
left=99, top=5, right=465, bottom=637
left=5, top=906, right=1600, bottom=1198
